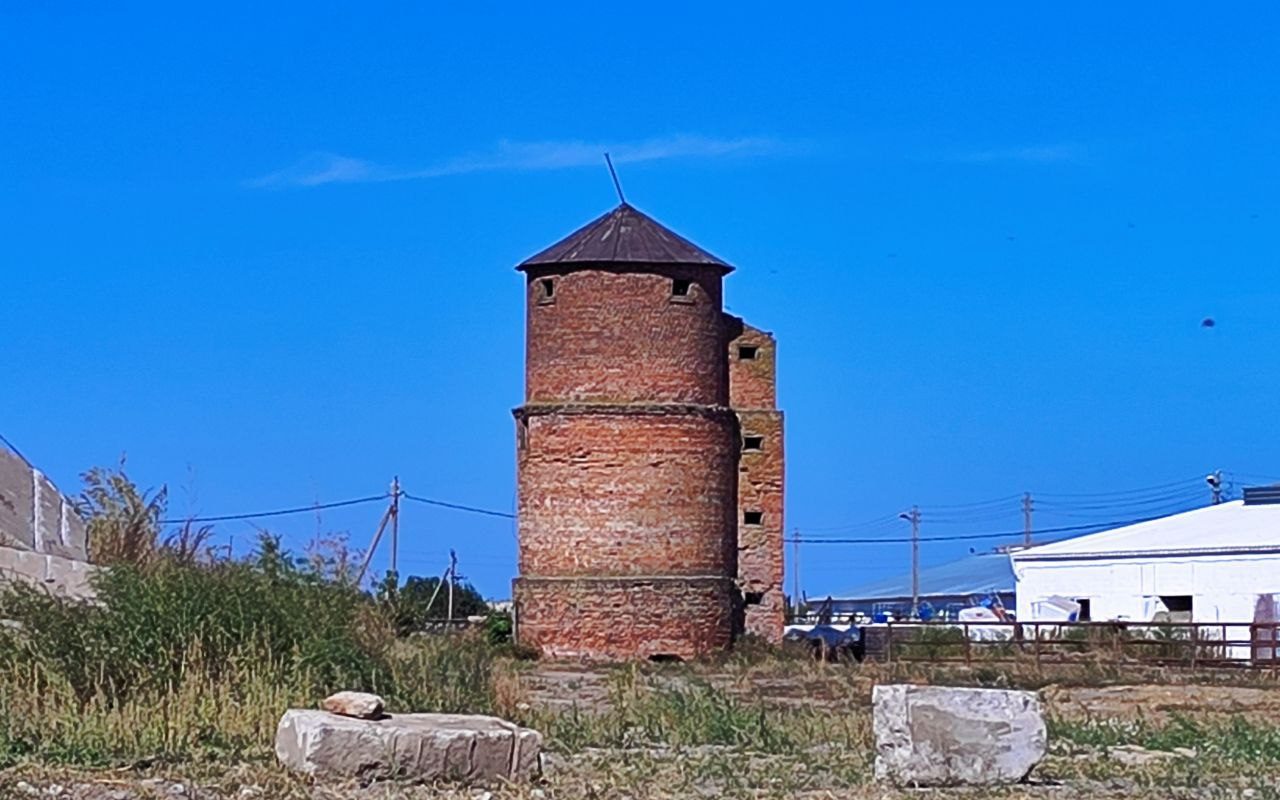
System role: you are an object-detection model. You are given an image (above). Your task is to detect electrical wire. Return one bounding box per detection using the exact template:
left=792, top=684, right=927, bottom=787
left=804, top=479, right=1213, bottom=533
left=787, top=514, right=1173, bottom=545
left=1034, top=476, right=1205, bottom=499
left=796, top=513, right=904, bottom=533
left=159, top=494, right=387, bottom=524
left=918, top=493, right=1024, bottom=511
left=1036, top=490, right=1207, bottom=512
left=1228, top=471, right=1280, bottom=484
left=401, top=492, right=515, bottom=519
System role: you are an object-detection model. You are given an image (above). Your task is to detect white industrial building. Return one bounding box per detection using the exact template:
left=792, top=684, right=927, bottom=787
left=1012, top=489, right=1280, bottom=628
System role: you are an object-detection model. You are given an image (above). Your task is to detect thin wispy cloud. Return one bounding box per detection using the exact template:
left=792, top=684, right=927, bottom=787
left=249, top=135, right=789, bottom=188
left=944, top=143, right=1086, bottom=164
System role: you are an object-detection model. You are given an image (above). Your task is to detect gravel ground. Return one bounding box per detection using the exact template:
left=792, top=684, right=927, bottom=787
left=4, top=747, right=1279, bottom=800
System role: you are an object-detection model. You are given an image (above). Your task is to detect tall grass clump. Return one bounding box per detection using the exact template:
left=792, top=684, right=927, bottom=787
left=529, top=666, right=869, bottom=755
left=0, top=533, right=500, bottom=767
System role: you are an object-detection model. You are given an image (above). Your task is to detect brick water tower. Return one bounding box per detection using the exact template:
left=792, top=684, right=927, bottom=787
left=512, top=202, right=743, bottom=660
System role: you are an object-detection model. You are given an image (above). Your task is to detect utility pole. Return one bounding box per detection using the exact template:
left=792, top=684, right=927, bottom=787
left=791, top=528, right=802, bottom=619
left=1022, top=492, right=1034, bottom=547
left=446, top=549, right=458, bottom=625
left=389, top=476, right=400, bottom=578
left=355, top=481, right=397, bottom=585
left=899, top=506, right=921, bottom=619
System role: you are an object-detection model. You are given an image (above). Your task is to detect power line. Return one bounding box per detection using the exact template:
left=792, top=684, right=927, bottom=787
left=401, top=492, right=515, bottom=519
left=1036, top=490, right=1206, bottom=512
left=788, top=514, right=1179, bottom=545
left=1036, top=499, right=1204, bottom=520
left=802, top=477, right=1213, bottom=532
left=155, top=488, right=517, bottom=526
left=801, top=513, right=904, bottom=533
left=159, top=494, right=387, bottom=524
left=1034, top=476, right=1204, bottom=499
left=1227, top=471, right=1280, bottom=484
left=918, top=493, right=1023, bottom=511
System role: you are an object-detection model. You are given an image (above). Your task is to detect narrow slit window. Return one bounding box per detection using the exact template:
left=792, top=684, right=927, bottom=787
left=671, top=278, right=692, bottom=297
left=738, top=345, right=759, bottom=360
left=742, top=435, right=764, bottom=452
left=743, top=510, right=764, bottom=525
left=538, top=278, right=556, bottom=302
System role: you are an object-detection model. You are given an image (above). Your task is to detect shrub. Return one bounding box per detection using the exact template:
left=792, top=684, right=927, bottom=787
left=0, top=547, right=394, bottom=706
left=485, top=610, right=513, bottom=644
left=0, top=532, right=505, bottom=767
left=376, top=573, right=491, bottom=636
left=75, top=460, right=166, bottom=565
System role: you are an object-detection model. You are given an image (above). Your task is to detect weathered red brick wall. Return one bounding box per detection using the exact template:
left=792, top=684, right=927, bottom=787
left=735, top=409, right=785, bottom=640
left=515, top=405, right=738, bottom=578
left=514, top=264, right=739, bottom=660
left=728, top=321, right=785, bottom=642
left=514, top=576, right=736, bottom=660
left=523, top=266, right=728, bottom=405
left=726, top=321, right=777, bottom=409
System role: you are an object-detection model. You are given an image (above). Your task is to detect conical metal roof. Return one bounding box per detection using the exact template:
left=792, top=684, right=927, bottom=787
left=518, top=203, right=733, bottom=272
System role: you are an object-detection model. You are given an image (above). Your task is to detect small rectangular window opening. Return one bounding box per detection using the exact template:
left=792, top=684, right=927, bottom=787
left=538, top=278, right=555, bottom=302
left=743, top=510, right=764, bottom=525
left=1160, top=595, right=1193, bottom=613
left=744, top=591, right=765, bottom=606
left=738, top=345, right=759, bottom=360
left=517, top=417, right=529, bottom=450
left=671, top=278, right=692, bottom=297
left=742, top=435, right=764, bottom=452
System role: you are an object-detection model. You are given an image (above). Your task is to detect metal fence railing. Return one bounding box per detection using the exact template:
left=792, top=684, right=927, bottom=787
left=846, top=620, right=1280, bottom=671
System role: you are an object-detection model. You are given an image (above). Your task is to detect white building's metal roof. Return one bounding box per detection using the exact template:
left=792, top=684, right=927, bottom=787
left=1012, top=500, right=1280, bottom=561
left=830, top=551, right=1014, bottom=602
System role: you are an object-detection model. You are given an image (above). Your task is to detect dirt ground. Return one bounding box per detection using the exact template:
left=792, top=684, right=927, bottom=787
left=5, top=663, right=1280, bottom=799
left=1043, top=682, right=1280, bottom=724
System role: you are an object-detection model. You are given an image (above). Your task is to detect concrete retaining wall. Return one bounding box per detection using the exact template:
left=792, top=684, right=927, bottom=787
left=0, top=449, right=95, bottom=600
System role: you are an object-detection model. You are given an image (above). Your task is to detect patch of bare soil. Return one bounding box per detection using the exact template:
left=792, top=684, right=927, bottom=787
left=1044, top=683, right=1280, bottom=723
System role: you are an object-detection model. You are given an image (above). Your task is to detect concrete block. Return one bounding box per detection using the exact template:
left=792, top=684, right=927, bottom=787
left=275, top=710, right=541, bottom=784
left=874, top=684, right=1046, bottom=786
left=0, top=547, right=97, bottom=601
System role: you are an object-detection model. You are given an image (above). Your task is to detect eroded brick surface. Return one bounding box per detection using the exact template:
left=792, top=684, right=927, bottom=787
left=729, top=324, right=785, bottom=642
left=523, top=266, right=728, bottom=405
left=513, top=576, right=736, bottom=660
left=513, top=241, right=785, bottom=659
left=726, top=321, right=778, bottom=409
left=516, top=406, right=738, bottom=579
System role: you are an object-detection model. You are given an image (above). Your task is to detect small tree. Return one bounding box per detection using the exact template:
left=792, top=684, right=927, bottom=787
left=378, top=573, right=490, bottom=635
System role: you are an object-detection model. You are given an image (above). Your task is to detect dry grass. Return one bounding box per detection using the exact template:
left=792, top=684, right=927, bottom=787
left=5, top=541, right=1280, bottom=797
left=4, top=650, right=1280, bottom=798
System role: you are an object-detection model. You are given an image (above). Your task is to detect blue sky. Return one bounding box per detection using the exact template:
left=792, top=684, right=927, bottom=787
left=3, top=3, right=1279, bottom=600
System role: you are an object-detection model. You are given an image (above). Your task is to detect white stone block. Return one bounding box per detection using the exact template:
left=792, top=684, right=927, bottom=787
left=874, top=684, right=1046, bottom=786
left=275, top=710, right=541, bottom=784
